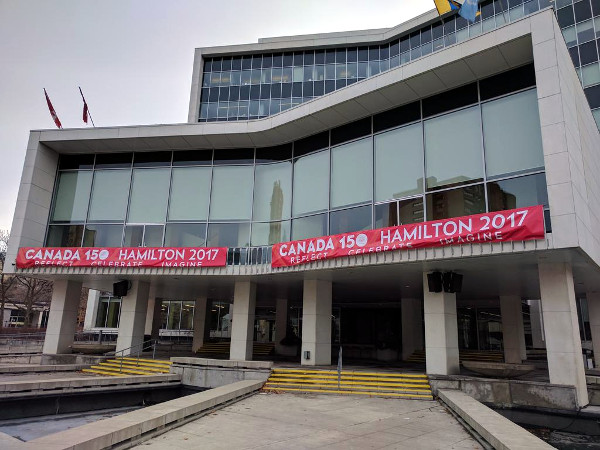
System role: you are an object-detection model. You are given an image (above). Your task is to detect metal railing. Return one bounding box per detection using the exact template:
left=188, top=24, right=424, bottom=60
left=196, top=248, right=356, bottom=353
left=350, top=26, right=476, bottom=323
left=113, top=338, right=158, bottom=373
left=0, top=331, right=45, bottom=354
left=73, top=330, right=118, bottom=344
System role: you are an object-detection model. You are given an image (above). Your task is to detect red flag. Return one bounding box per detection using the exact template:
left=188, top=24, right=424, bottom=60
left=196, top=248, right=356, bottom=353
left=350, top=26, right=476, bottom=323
left=83, top=100, right=89, bottom=124
left=43, top=89, right=62, bottom=129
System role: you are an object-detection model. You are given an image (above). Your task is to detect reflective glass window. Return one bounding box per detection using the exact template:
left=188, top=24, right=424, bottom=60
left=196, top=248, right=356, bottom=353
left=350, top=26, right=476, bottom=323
left=95, top=153, right=132, bottom=169
left=253, top=162, right=292, bottom=221
left=58, top=155, right=94, bottom=170
left=144, top=225, right=164, bottom=247
left=172, top=150, right=212, bottom=166
left=375, top=123, right=423, bottom=201
left=123, top=225, right=143, bottom=247
left=213, top=148, right=254, bottom=165
left=207, top=223, right=250, bottom=247
left=331, top=138, right=373, bottom=208
left=424, top=106, right=484, bottom=189
left=293, top=150, right=329, bottom=216
left=330, top=205, right=372, bottom=235
left=83, top=224, right=123, bottom=247
left=46, top=225, right=84, bottom=247
left=168, top=167, right=211, bottom=221
left=291, top=213, right=328, bottom=240
left=88, top=170, right=131, bottom=222
left=398, top=197, right=425, bottom=225
left=426, top=184, right=486, bottom=220
left=128, top=168, right=170, bottom=223
left=52, top=171, right=92, bottom=222
left=482, top=90, right=544, bottom=178
left=487, top=173, right=548, bottom=211
left=209, top=166, right=254, bottom=220
left=165, top=223, right=207, bottom=247
left=375, top=202, right=398, bottom=228
left=251, top=221, right=291, bottom=246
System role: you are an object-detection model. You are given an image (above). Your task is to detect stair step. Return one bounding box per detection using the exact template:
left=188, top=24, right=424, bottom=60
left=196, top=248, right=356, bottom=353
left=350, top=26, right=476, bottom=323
left=109, top=359, right=171, bottom=370
left=82, top=368, right=127, bottom=377
left=99, top=362, right=168, bottom=373
left=270, top=373, right=428, bottom=382
left=267, top=378, right=428, bottom=389
left=265, top=382, right=431, bottom=393
left=272, top=369, right=427, bottom=378
left=90, top=365, right=156, bottom=376
left=119, top=357, right=172, bottom=365
left=262, top=386, right=433, bottom=399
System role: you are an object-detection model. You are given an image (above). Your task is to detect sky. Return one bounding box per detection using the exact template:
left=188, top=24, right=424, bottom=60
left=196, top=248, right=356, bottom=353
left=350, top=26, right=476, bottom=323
left=0, top=0, right=432, bottom=233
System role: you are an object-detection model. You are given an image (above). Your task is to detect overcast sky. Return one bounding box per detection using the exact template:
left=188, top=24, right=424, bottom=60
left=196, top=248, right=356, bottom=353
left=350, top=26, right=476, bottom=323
left=0, top=0, right=431, bottom=233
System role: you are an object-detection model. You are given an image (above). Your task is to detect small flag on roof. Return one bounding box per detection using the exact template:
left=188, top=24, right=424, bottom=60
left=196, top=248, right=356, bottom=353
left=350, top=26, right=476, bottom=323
left=434, top=0, right=479, bottom=22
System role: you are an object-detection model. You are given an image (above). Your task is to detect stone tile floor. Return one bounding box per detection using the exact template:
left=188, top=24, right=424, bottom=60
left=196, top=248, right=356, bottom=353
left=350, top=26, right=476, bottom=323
left=136, top=392, right=483, bottom=449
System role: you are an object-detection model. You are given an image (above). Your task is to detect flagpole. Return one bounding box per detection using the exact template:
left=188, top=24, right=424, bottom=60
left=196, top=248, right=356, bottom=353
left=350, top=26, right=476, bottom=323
left=78, top=86, right=96, bottom=127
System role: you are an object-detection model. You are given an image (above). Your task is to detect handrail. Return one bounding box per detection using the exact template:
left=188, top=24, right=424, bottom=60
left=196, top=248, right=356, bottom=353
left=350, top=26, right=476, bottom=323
left=113, top=338, right=158, bottom=373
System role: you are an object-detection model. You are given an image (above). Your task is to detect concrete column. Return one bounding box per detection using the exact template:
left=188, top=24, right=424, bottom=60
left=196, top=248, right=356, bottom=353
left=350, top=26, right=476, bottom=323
left=192, top=297, right=210, bottom=353
left=500, top=296, right=526, bottom=364
left=83, top=289, right=101, bottom=331
left=275, top=298, right=288, bottom=354
left=301, top=279, right=332, bottom=366
left=539, top=263, right=588, bottom=407
left=43, top=280, right=83, bottom=354
left=529, top=300, right=546, bottom=349
left=144, top=297, right=155, bottom=336
left=116, top=281, right=150, bottom=356
left=423, top=273, right=459, bottom=375
left=150, top=298, right=162, bottom=341
left=230, top=282, right=256, bottom=361
left=587, top=292, right=600, bottom=368
left=402, top=298, right=424, bottom=360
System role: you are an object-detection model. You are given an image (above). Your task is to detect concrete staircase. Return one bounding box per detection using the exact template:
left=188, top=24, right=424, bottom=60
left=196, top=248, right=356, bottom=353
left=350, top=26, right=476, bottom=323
left=195, top=341, right=275, bottom=358
left=82, top=357, right=172, bottom=376
left=263, top=368, right=433, bottom=399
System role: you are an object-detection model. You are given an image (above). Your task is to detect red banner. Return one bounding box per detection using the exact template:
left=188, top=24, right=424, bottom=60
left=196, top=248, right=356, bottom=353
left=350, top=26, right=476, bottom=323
left=16, top=247, right=227, bottom=269
left=272, top=206, right=545, bottom=268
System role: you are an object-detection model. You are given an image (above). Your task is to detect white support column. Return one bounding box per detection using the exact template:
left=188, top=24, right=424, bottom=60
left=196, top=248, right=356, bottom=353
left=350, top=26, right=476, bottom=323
left=192, top=297, right=209, bottom=353
left=500, top=296, right=526, bottom=364
left=43, top=280, right=82, bottom=354
left=275, top=298, right=288, bottom=355
left=301, top=279, right=332, bottom=366
left=402, top=298, right=424, bottom=360
left=116, top=281, right=150, bottom=356
left=423, top=273, right=459, bottom=375
left=539, top=263, right=588, bottom=407
left=587, top=292, right=600, bottom=368
left=83, top=289, right=101, bottom=331
left=230, top=282, right=256, bottom=361
left=529, top=300, right=546, bottom=349
left=144, top=297, right=155, bottom=336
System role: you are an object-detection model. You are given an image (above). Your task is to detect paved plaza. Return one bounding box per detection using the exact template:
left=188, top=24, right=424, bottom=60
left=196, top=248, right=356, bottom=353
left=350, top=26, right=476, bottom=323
left=136, top=392, right=482, bottom=449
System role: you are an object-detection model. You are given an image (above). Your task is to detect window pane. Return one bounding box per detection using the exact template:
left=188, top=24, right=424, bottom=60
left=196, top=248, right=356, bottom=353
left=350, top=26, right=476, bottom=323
left=96, top=300, right=108, bottom=327
left=106, top=300, right=121, bottom=328
left=482, top=90, right=544, bottom=178
left=168, top=167, right=211, bottom=221
left=424, top=106, right=483, bottom=189
left=331, top=137, right=373, bottom=208
left=207, top=223, right=250, bottom=247
left=375, top=123, right=423, bottom=201
left=52, top=171, right=92, bottom=222
left=399, top=197, right=424, bottom=225
left=88, top=170, right=131, bottom=222
left=123, top=225, right=143, bottom=247
left=253, top=162, right=292, bottom=221
left=127, top=169, right=170, bottom=223
left=144, top=225, right=164, bottom=246
left=46, top=225, right=84, bottom=247
left=83, top=224, right=123, bottom=247
left=426, top=184, right=486, bottom=220
left=291, top=213, right=327, bottom=240
left=375, top=202, right=398, bottom=228
left=330, top=205, right=372, bottom=235
left=251, top=221, right=291, bottom=246
left=165, top=223, right=207, bottom=247
left=209, top=166, right=254, bottom=220
left=168, top=301, right=181, bottom=329
left=293, top=150, right=329, bottom=216
left=487, top=173, right=548, bottom=211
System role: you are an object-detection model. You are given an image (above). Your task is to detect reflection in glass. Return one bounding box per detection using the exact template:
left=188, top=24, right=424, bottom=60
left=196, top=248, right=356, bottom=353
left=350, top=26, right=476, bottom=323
left=293, top=150, right=329, bottom=216
left=128, top=169, right=170, bottom=223
left=207, top=223, right=250, bottom=247
left=331, top=138, right=373, bottom=208
left=165, top=223, right=207, bottom=247
left=83, top=224, right=123, bottom=247
left=144, top=225, right=164, bottom=247
left=251, top=221, right=291, bottom=246
left=399, top=197, right=425, bottom=225
left=209, top=166, right=254, bottom=220
left=167, top=301, right=181, bottom=329
left=424, top=106, right=484, bottom=189
left=426, top=184, right=486, bottom=220
left=253, top=162, right=292, bottom=221
left=123, top=225, right=144, bottom=247
left=52, top=172, right=93, bottom=222
left=375, top=123, right=423, bottom=201
left=291, top=214, right=328, bottom=240
left=330, top=205, right=372, bottom=235
left=487, top=173, right=548, bottom=211
left=375, top=202, right=398, bottom=228
left=180, top=302, right=195, bottom=330
left=169, top=167, right=211, bottom=221
left=88, top=170, right=131, bottom=222
left=46, top=225, right=84, bottom=247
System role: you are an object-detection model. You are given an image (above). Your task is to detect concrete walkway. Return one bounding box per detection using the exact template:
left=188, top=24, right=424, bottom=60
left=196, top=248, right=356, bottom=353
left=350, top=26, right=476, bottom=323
left=135, top=393, right=482, bottom=449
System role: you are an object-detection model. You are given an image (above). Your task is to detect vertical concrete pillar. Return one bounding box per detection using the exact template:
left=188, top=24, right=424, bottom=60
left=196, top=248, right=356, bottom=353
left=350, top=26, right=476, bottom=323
left=192, top=297, right=210, bottom=353
left=423, top=273, right=459, bottom=375
left=587, top=292, right=600, bottom=368
left=500, top=296, right=526, bottom=364
left=144, top=297, right=155, bottom=336
left=275, top=298, right=288, bottom=354
left=43, top=280, right=82, bottom=354
left=230, top=282, right=256, bottom=361
left=402, top=298, right=424, bottom=360
left=529, top=300, right=546, bottom=349
left=539, top=263, right=588, bottom=406
left=116, top=281, right=150, bottom=356
left=301, top=279, right=332, bottom=366
left=83, top=289, right=101, bottom=331
left=150, top=298, right=162, bottom=341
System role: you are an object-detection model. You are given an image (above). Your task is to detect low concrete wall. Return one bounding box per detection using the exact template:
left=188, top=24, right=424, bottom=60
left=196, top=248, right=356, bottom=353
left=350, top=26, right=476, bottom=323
left=0, top=364, right=90, bottom=374
left=170, top=357, right=272, bottom=388
left=586, top=376, right=600, bottom=406
left=430, top=375, right=579, bottom=410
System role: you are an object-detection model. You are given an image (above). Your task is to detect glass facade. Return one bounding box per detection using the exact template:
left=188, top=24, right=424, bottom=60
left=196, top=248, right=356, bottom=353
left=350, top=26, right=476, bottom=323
left=95, top=294, right=121, bottom=328
left=48, top=67, right=548, bottom=249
